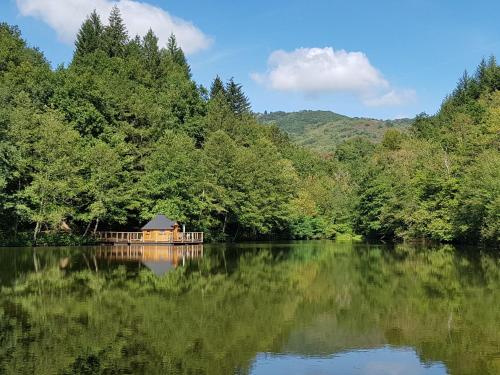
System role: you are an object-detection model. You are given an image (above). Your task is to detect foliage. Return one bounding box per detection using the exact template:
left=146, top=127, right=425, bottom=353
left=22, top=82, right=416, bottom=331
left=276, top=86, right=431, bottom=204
left=258, top=110, right=413, bottom=152
left=347, top=59, right=500, bottom=244
left=0, top=13, right=344, bottom=244
left=0, top=11, right=498, bottom=245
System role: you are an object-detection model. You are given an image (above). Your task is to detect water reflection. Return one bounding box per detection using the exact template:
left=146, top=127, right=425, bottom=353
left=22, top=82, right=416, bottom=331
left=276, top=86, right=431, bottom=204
left=0, top=242, right=498, bottom=374
left=95, top=244, right=204, bottom=275
left=250, top=347, right=447, bottom=375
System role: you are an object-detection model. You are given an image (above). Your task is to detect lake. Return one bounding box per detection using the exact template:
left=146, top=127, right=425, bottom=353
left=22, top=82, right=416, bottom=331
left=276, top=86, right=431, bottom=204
left=0, top=241, right=498, bottom=374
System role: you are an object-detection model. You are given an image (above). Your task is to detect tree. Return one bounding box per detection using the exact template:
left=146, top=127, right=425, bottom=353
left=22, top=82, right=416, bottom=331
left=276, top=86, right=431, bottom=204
left=140, top=131, right=205, bottom=225
left=381, top=129, right=406, bottom=150
left=79, top=140, right=130, bottom=234
left=15, top=111, right=84, bottom=242
left=202, top=131, right=298, bottom=238
left=142, top=29, right=160, bottom=76
left=202, top=131, right=241, bottom=237
left=166, top=34, right=190, bottom=76
left=210, top=75, right=225, bottom=99
left=234, top=138, right=297, bottom=236
left=102, top=6, right=128, bottom=57
left=225, top=78, right=251, bottom=116
left=74, top=10, right=103, bottom=60
left=455, top=150, right=500, bottom=242
left=205, top=92, right=234, bottom=133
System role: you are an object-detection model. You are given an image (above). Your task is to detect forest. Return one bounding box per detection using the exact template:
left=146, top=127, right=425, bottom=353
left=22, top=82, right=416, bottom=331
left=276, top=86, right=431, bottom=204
left=258, top=110, right=413, bottom=152
left=0, top=7, right=499, bottom=246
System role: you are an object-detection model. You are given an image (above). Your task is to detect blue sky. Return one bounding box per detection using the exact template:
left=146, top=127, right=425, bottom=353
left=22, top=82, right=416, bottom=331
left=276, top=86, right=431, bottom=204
left=1, top=0, right=499, bottom=119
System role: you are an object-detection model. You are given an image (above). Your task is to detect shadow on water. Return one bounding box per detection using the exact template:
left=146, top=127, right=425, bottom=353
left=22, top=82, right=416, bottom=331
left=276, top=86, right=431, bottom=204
left=0, top=241, right=498, bottom=374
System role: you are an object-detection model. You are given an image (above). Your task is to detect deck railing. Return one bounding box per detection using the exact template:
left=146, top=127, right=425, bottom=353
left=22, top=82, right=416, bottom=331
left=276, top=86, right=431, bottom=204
left=96, top=231, right=143, bottom=243
left=177, top=232, right=204, bottom=243
left=95, top=231, right=203, bottom=243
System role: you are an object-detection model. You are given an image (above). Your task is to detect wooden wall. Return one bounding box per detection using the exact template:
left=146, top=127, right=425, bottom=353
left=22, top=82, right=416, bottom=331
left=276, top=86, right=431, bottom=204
left=142, top=226, right=180, bottom=242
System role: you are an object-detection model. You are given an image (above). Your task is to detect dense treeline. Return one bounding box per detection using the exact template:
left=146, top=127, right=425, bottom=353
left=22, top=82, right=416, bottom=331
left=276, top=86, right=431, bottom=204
left=350, top=58, right=500, bottom=243
left=0, top=8, right=352, bottom=244
left=0, top=7, right=498, bottom=245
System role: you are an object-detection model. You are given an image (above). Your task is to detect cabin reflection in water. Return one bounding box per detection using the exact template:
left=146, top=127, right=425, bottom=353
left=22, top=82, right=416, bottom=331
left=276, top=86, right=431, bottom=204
left=96, top=244, right=203, bottom=276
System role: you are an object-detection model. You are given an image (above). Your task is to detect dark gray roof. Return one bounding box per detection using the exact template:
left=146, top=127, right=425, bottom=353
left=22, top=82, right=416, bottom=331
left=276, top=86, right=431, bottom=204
left=141, top=215, right=178, bottom=230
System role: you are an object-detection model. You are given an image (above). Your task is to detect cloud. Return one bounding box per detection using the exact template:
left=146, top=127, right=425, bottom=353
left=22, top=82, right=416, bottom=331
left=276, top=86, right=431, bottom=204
left=16, top=0, right=212, bottom=54
left=252, top=47, right=415, bottom=107
left=362, top=89, right=417, bottom=107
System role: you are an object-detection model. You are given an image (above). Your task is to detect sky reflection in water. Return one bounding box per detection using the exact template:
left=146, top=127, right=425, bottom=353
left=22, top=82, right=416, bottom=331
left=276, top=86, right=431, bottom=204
left=251, top=347, right=447, bottom=375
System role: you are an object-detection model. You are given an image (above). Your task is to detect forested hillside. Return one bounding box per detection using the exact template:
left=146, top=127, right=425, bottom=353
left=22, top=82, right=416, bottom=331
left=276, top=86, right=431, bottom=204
left=0, top=7, right=498, bottom=246
left=350, top=60, right=500, bottom=243
left=0, top=9, right=353, bottom=245
left=258, top=110, right=413, bottom=151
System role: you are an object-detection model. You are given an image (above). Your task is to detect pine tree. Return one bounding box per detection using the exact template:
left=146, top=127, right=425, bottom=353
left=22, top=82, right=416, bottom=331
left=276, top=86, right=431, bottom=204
left=484, top=55, right=500, bottom=92
left=225, top=78, right=251, bottom=116
left=142, top=29, right=160, bottom=75
left=166, top=34, right=190, bottom=76
left=74, top=10, right=103, bottom=59
left=210, top=75, right=225, bottom=99
left=126, top=34, right=142, bottom=58
left=102, top=5, right=128, bottom=57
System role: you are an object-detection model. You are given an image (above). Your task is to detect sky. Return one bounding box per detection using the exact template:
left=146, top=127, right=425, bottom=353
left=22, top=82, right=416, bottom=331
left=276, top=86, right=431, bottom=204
left=1, top=0, right=499, bottom=119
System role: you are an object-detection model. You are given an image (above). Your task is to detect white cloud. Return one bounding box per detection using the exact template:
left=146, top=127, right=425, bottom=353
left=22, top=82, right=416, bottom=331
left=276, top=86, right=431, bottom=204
left=362, top=89, right=417, bottom=107
left=16, top=0, right=212, bottom=54
left=252, top=47, right=415, bottom=107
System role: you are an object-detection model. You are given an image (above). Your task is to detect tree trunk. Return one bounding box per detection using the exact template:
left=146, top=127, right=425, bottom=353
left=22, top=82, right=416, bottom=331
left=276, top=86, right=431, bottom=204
left=222, top=213, right=227, bottom=235
left=443, top=151, right=451, bottom=175
left=93, top=218, right=100, bottom=234
left=232, top=224, right=240, bottom=242
left=82, top=221, right=92, bottom=237
left=33, top=221, right=41, bottom=244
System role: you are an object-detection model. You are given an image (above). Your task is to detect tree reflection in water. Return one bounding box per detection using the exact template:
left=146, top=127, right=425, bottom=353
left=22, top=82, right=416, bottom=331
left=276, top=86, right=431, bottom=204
left=0, top=242, right=498, bottom=375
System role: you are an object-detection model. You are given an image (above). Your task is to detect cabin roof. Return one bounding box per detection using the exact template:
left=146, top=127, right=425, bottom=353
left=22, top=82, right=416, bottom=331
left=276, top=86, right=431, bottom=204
left=141, top=215, right=178, bottom=230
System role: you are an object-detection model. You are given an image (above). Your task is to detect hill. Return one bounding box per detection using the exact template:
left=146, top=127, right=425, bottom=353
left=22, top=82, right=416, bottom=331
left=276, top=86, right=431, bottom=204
left=257, top=110, right=413, bottom=151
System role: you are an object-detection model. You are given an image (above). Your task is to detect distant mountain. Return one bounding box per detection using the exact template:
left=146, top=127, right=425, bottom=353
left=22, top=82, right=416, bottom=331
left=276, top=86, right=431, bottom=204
left=257, top=110, right=413, bottom=152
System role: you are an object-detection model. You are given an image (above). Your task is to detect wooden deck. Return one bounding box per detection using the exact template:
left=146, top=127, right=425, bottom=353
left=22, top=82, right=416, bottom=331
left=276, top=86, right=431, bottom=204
left=96, top=231, right=203, bottom=244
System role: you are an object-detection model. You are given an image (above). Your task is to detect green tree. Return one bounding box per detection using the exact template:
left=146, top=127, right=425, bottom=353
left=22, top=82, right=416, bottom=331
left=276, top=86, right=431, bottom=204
left=210, top=75, right=225, bottom=99
left=74, top=10, right=103, bottom=60
left=142, top=28, right=160, bottom=76
left=102, top=6, right=128, bottom=57
left=15, top=111, right=84, bottom=242
left=455, top=150, right=500, bottom=242
left=141, top=131, right=205, bottom=226
left=234, top=138, right=297, bottom=236
left=202, top=131, right=242, bottom=237
left=79, top=140, right=130, bottom=234
left=225, top=78, right=251, bottom=116
left=165, top=34, right=190, bottom=76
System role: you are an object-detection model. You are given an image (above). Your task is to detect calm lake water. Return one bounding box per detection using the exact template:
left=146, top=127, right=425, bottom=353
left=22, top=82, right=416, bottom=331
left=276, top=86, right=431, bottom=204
left=0, top=241, right=498, bottom=374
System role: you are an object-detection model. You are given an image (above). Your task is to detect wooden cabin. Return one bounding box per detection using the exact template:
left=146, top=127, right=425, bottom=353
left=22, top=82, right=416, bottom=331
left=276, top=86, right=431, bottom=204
left=95, top=214, right=203, bottom=244
left=141, top=214, right=180, bottom=243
